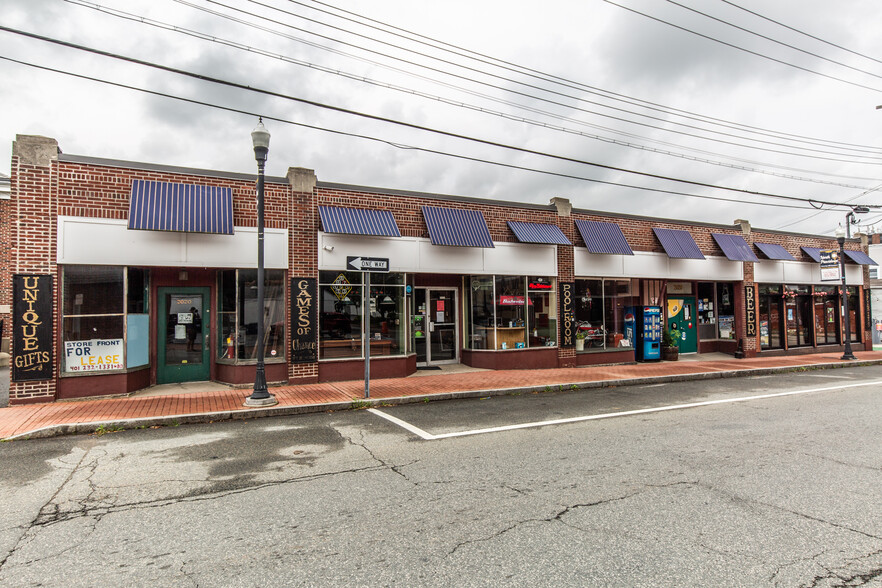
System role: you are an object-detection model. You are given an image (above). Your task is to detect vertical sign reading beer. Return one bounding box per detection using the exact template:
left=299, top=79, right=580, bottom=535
left=12, top=274, right=54, bottom=382
left=560, top=282, right=575, bottom=348
left=744, top=285, right=757, bottom=338
left=291, top=277, right=318, bottom=363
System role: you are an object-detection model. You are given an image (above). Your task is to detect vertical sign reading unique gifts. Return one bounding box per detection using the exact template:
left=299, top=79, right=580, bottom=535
left=291, top=277, right=318, bottom=363
left=744, top=285, right=757, bottom=338
left=12, top=274, right=54, bottom=382
left=560, top=282, right=575, bottom=348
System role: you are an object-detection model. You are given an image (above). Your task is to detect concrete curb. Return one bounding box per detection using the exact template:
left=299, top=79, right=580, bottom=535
left=4, top=359, right=881, bottom=441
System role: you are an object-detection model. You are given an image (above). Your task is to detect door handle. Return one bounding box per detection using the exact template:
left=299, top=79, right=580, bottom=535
left=429, top=322, right=435, bottom=332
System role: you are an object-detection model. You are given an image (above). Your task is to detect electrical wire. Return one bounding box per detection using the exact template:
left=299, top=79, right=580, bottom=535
left=0, top=53, right=847, bottom=213
left=602, top=0, right=882, bottom=93
left=171, top=0, right=882, bottom=162
left=5, top=23, right=878, bottom=208
left=300, top=0, right=882, bottom=152
left=61, top=0, right=882, bottom=189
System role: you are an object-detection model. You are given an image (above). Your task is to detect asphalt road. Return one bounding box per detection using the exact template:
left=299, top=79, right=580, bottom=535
left=1, top=366, right=880, bottom=587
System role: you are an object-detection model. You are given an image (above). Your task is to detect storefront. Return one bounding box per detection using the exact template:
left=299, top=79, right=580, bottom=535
left=3, top=134, right=877, bottom=404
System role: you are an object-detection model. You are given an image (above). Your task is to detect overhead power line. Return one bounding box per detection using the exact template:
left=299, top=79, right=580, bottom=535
left=301, top=0, right=882, bottom=153
left=0, top=54, right=830, bottom=213
left=171, top=0, right=882, bottom=162
left=4, top=23, right=877, bottom=209
left=602, top=0, right=882, bottom=94
left=61, top=0, right=881, bottom=190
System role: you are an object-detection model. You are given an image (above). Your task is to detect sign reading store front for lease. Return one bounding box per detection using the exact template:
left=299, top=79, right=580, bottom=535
left=12, top=274, right=54, bottom=382
left=64, top=339, right=125, bottom=372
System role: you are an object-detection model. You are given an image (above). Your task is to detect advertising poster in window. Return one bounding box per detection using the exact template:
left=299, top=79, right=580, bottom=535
left=12, top=274, right=54, bottom=382
left=291, top=277, right=318, bottom=363
left=64, top=339, right=124, bottom=372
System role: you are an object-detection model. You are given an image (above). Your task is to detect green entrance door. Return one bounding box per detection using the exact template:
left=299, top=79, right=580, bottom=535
left=667, top=296, right=698, bottom=354
left=158, top=287, right=210, bottom=384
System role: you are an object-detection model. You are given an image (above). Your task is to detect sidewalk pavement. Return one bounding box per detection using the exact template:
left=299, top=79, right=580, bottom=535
left=3, top=351, right=882, bottom=441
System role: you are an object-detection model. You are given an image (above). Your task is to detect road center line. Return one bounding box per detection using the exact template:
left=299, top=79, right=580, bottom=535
left=369, top=380, right=882, bottom=441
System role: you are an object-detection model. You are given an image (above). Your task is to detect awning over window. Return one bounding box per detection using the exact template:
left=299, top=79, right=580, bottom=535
left=422, top=206, right=494, bottom=247
left=318, top=206, right=401, bottom=237
left=800, top=247, right=824, bottom=263
left=711, top=233, right=759, bottom=262
left=754, top=242, right=796, bottom=261
left=844, top=250, right=878, bottom=265
left=575, top=220, right=634, bottom=255
left=652, top=227, right=705, bottom=259
left=127, top=179, right=233, bottom=235
left=507, top=221, right=571, bottom=245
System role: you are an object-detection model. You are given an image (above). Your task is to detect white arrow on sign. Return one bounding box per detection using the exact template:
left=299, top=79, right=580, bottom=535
left=347, top=256, right=390, bottom=272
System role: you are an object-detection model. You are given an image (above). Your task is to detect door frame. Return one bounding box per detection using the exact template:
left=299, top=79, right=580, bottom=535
left=417, top=287, right=459, bottom=366
left=157, top=287, right=211, bottom=384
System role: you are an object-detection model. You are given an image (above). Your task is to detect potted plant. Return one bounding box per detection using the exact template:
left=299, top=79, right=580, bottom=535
left=575, top=329, right=587, bottom=351
left=662, top=327, right=679, bottom=361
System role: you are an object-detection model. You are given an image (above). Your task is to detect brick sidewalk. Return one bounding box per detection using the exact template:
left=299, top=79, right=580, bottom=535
left=3, top=352, right=881, bottom=440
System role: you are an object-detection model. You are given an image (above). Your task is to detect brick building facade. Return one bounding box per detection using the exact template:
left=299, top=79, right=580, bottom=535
left=2, top=134, right=875, bottom=404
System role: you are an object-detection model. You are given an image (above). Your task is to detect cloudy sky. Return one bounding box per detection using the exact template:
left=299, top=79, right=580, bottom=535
left=4, top=0, right=882, bottom=236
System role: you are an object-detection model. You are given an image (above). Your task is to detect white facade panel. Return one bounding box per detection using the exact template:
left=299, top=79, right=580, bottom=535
left=576, top=250, right=743, bottom=281
left=57, top=216, right=288, bottom=268
left=318, top=232, right=557, bottom=276
left=755, top=261, right=863, bottom=285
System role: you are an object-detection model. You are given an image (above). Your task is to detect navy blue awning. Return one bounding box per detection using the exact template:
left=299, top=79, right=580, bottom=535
left=128, top=180, right=233, bottom=235
left=711, top=233, right=759, bottom=262
left=575, top=220, right=634, bottom=255
left=800, top=247, right=824, bottom=262
left=422, top=206, right=494, bottom=247
left=844, top=250, right=878, bottom=265
left=318, top=206, right=401, bottom=237
left=652, top=228, right=705, bottom=259
left=507, top=221, right=571, bottom=245
left=754, top=242, right=796, bottom=261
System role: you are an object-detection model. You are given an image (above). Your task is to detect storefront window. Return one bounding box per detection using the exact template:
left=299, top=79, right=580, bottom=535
left=697, top=283, right=717, bottom=341
left=574, top=279, right=637, bottom=350
left=784, top=285, right=812, bottom=347
left=217, top=269, right=286, bottom=361
left=847, top=286, right=861, bottom=342
left=467, top=276, right=557, bottom=350
left=126, top=268, right=149, bottom=368
left=758, top=284, right=783, bottom=350
left=813, top=285, right=839, bottom=345
left=716, top=282, right=736, bottom=340
left=317, top=271, right=406, bottom=359
left=527, top=277, right=556, bottom=347
left=62, top=266, right=126, bottom=374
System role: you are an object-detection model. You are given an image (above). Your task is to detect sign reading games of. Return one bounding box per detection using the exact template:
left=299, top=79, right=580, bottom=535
left=291, top=277, right=318, bottom=363
left=12, top=274, right=54, bottom=382
left=64, top=339, right=124, bottom=372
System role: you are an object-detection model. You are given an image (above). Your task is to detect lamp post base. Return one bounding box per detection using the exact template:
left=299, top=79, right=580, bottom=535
left=244, top=394, right=278, bottom=407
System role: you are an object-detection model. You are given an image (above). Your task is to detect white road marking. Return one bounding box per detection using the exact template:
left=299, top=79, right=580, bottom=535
left=370, top=380, right=882, bottom=441
left=367, top=408, right=436, bottom=440
left=798, top=373, right=852, bottom=379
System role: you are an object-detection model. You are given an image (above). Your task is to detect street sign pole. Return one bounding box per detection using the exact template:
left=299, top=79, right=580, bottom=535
left=364, top=271, right=370, bottom=399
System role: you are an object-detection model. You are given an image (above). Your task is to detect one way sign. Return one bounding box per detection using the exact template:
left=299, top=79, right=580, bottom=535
left=347, top=256, right=390, bottom=272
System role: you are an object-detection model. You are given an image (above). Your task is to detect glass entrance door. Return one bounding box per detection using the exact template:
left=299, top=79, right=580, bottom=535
left=414, top=288, right=458, bottom=365
left=157, top=287, right=210, bottom=384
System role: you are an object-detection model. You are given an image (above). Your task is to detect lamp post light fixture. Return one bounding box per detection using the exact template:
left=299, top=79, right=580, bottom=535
left=835, top=225, right=856, bottom=361
left=245, top=118, right=278, bottom=407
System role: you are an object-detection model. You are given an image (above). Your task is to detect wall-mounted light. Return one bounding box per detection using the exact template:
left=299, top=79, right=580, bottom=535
left=178, top=270, right=188, bottom=281
left=323, top=245, right=335, bottom=252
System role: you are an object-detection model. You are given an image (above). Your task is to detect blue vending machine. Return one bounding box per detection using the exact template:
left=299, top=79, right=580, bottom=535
left=631, top=306, right=662, bottom=362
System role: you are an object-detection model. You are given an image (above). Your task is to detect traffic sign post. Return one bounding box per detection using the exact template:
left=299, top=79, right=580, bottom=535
left=349, top=256, right=391, bottom=398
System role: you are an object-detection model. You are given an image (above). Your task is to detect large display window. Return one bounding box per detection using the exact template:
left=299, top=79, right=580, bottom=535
left=466, top=276, right=557, bottom=350
left=574, top=278, right=638, bottom=351
left=217, top=269, right=286, bottom=362
left=62, top=266, right=149, bottom=374
left=813, top=286, right=839, bottom=345
left=317, top=271, right=406, bottom=359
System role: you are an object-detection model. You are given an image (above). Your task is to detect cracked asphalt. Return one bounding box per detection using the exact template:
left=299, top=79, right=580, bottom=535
left=0, top=367, right=880, bottom=587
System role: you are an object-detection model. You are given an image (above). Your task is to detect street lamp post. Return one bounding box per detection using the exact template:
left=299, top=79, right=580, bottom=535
left=245, top=118, right=278, bottom=407
left=835, top=225, right=856, bottom=361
